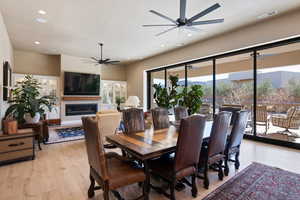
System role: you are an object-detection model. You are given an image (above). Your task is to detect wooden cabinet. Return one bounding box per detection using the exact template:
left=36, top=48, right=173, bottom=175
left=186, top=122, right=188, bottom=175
left=0, top=129, right=35, bottom=165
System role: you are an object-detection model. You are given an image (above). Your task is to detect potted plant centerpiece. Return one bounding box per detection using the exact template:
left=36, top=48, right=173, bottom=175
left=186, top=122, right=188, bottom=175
left=5, top=75, right=56, bottom=124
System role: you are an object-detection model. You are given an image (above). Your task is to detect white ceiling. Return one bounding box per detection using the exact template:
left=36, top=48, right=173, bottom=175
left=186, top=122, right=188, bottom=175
left=1, top=0, right=300, bottom=63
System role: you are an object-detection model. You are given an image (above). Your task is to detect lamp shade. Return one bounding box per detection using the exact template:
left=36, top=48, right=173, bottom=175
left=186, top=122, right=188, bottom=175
left=125, top=96, right=140, bottom=107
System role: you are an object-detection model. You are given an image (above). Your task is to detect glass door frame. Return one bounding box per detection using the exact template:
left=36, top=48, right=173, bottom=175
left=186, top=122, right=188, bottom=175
left=146, top=36, right=300, bottom=149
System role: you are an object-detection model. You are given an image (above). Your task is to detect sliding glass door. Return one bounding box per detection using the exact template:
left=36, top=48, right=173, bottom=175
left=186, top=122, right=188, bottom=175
left=146, top=36, right=300, bottom=148
left=216, top=53, right=254, bottom=134
left=256, top=43, right=300, bottom=144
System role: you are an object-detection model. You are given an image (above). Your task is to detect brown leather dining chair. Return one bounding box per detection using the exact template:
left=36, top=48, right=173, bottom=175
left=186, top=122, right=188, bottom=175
left=151, top=107, right=170, bottom=130
left=224, top=110, right=249, bottom=176
left=198, top=111, right=232, bottom=189
left=149, top=115, right=207, bottom=200
left=122, top=108, right=145, bottom=134
left=82, top=117, right=148, bottom=200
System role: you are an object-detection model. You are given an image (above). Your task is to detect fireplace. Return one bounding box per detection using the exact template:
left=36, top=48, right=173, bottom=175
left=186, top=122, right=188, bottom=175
left=65, top=104, right=98, bottom=116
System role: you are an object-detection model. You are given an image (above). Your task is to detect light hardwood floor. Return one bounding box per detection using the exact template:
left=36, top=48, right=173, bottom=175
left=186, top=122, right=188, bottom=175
left=0, top=139, right=299, bottom=200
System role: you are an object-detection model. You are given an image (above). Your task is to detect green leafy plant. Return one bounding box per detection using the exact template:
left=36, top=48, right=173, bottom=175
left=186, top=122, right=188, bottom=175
left=115, top=96, right=125, bottom=111
left=153, top=75, right=182, bottom=109
left=5, top=75, right=56, bottom=123
left=179, top=85, right=204, bottom=115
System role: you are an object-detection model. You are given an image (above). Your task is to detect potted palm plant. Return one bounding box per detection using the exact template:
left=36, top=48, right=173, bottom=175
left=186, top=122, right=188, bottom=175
left=5, top=75, right=56, bottom=124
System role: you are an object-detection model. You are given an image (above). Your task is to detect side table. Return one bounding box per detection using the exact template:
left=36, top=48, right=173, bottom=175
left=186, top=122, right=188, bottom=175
left=18, top=122, right=46, bottom=150
left=0, top=129, right=35, bottom=165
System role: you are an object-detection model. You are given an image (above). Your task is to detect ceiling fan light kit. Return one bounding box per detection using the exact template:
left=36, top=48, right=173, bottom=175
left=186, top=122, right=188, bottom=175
left=143, top=0, right=224, bottom=36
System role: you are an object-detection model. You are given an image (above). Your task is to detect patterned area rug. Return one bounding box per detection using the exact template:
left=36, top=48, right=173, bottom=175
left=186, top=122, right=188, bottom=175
left=202, top=162, right=300, bottom=200
left=45, top=127, right=84, bottom=144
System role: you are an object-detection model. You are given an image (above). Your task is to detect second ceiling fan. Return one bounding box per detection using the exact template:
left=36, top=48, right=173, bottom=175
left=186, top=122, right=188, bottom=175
left=143, top=0, right=224, bottom=36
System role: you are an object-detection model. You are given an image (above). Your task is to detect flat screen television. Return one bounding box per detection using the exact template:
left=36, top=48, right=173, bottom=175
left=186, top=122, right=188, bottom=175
left=64, top=72, right=100, bottom=95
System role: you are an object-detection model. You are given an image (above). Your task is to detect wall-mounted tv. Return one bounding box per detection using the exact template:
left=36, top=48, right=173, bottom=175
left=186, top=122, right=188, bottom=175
left=64, top=72, right=100, bottom=96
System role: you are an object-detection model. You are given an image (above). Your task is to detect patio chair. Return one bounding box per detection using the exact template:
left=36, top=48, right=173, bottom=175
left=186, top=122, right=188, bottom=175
left=255, top=105, right=270, bottom=134
left=271, top=106, right=300, bottom=136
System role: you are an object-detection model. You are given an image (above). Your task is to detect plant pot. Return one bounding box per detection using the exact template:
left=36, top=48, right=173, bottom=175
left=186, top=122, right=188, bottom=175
left=24, top=113, right=40, bottom=124
left=2, top=119, right=18, bottom=135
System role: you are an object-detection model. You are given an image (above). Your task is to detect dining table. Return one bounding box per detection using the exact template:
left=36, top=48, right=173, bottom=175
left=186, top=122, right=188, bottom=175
left=106, top=121, right=218, bottom=193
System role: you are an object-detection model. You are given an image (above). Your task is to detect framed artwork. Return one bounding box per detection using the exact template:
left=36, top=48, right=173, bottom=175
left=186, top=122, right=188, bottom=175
left=3, top=61, right=12, bottom=101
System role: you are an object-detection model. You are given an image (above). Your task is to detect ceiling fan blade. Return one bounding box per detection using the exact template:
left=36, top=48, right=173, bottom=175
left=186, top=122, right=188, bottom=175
left=155, top=26, right=178, bottom=36
left=184, top=26, right=202, bottom=32
left=191, top=18, right=224, bottom=26
left=143, top=24, right=177, bottom=27
left=180, top=0, right=187, bottom=22
left=187, top=3, right=221, bottom=23
left=149, top=10, right=177, bottom=24
left=91, top=57, right=99, bottom=61
left=106, top=60, right=120, bottom=64
left=103, top=58, right=110, bottom=62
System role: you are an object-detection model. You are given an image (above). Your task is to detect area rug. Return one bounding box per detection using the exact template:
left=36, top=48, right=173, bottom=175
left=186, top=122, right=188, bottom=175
left=45, top=127, right=84, bottom=144
left=202, top=162, right=300, bottom=200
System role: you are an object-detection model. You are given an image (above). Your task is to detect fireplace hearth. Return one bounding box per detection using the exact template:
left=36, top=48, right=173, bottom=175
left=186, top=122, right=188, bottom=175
left=65, top=104, right=98, bottom=116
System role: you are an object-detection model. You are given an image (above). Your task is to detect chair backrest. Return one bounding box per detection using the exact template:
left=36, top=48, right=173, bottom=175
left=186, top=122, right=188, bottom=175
left=287, top=106, right=296, bottom=118
left=82, top=117, right=108, bottom=180
left=289, top=107, right=300, bottom=128
left=96, top=112, right=122, bottom=142
left=151, top=107, right=170, bottom=130
left=122, top=108, right=145, bottom=134
left=219, top=105, right=241, bottom=125
left=256, top=105, right=268, bottom=122
left=227, top=111, right=249, bottom=149
left=174, top=115, right=206, bottom=172
left=174, top=106, right=188, bottom=121
left=208, top=111, right=232, bottom=157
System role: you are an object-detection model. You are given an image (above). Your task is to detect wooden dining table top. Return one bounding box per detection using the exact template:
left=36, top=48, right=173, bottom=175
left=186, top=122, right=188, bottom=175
left=106, top=121, right=214, bottom=160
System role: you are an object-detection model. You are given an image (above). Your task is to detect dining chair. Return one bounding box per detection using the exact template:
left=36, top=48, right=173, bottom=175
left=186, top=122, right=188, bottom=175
left=198, top=111, right=232, bottom=189
left=122, top=108, right=145, bottom=134
left=149, top=115, right=207, bottom=200
left=174, top=106, right=188, bottom=121
left=151, top=107, right=170, bottom=130
left=224, top=110, right=249, bottom=176
left=96, top=110, right=122, bottom=148
left=82, top=117, right=148, bottom=200
left=219, top=104, right=242, bottom=125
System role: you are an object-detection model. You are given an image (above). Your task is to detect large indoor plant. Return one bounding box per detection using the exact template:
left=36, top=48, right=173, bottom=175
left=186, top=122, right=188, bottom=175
left=179, top=85, right=204, bottom=115
left=5, top=75, right=56, bottom=124
left=153, top=75, right=182, bottom=110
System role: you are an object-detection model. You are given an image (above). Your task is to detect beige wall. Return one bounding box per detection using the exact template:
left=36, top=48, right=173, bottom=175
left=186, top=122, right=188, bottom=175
left=13, top=50, right=60, bottom=76
left=0, top=11, right=14, bottom=129
left=125, top=8, right=300, bottom=105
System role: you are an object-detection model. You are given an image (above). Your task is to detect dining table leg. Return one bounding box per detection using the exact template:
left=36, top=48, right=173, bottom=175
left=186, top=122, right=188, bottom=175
left=143, top=159, right=150, bottom=199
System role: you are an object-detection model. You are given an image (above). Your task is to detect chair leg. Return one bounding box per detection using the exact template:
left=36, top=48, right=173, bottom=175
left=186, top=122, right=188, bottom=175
left=103, top=183, right=110, bottom=200
left=235, top=151, right=240, bottom=170
left=224, top=155, right=229, bottom=176
left=191, top=174, right=198, bottom=198
left=218, top=160, right=224, bottom=181
left=170, top=179, right=176, bottom=200
left=204, top=163, right=209, bottom=189
left=88, top=175, right=95, bottom=198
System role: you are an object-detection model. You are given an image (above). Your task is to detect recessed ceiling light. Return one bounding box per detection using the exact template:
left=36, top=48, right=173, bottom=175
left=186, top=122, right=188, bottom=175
left=38, top=10, right=47, bottom=15
left=160, top=44, right=165, bottom=47
left=36, top=18, right=47, bottom=23
left=34, top=41, right=40, bottom=45
left=257, top=10, right=278, bottom=19
left=187, top=33, right=192, bottom=37
left=177, top=43, right=184, bottom=47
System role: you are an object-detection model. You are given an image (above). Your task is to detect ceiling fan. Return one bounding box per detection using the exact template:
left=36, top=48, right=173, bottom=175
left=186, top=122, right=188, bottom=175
left=143, top=0, right=224, bottom=36
left=90, top=43, right=120, bottom=65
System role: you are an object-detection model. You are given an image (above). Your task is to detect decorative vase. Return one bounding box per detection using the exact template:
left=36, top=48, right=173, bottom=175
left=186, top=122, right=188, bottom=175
left=24, top=113, right=40, bottom=124
left=2, top=119, right=18, bottom=135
